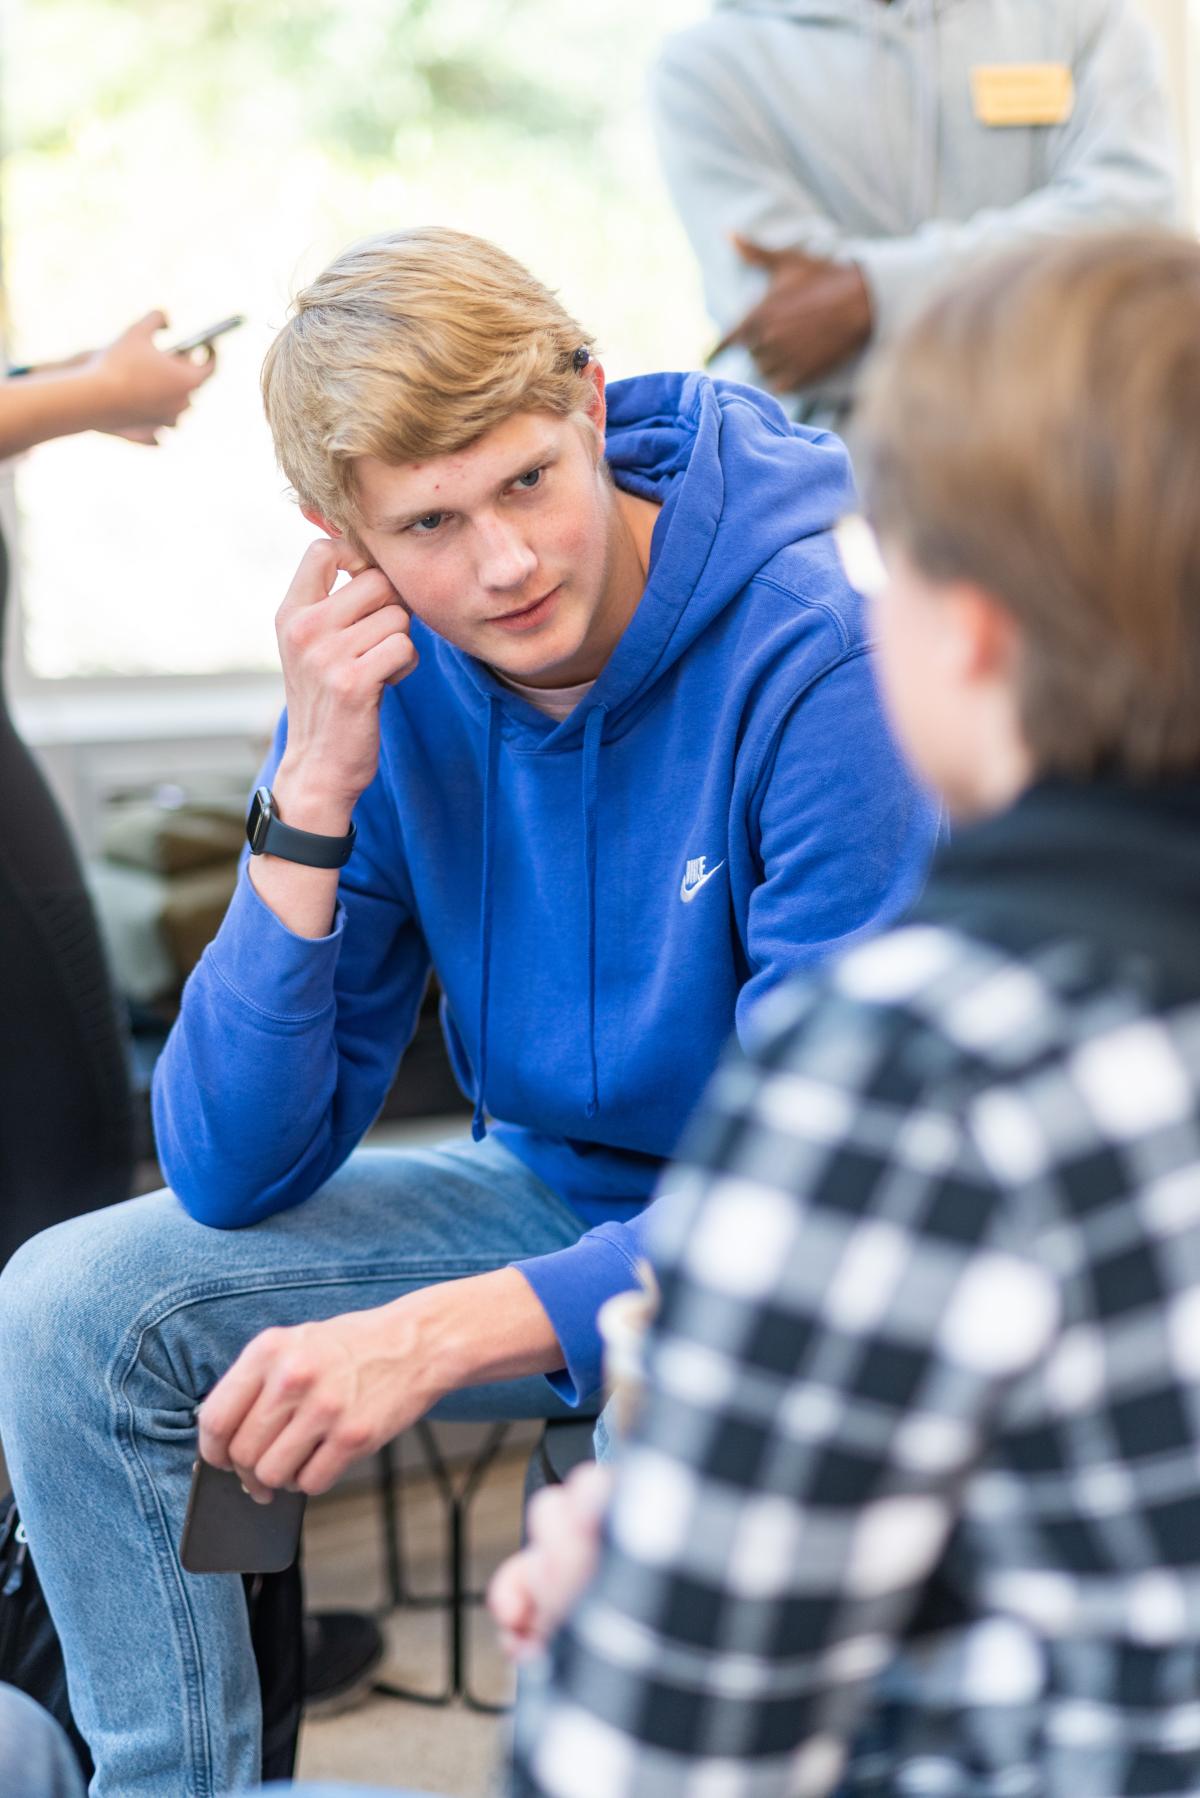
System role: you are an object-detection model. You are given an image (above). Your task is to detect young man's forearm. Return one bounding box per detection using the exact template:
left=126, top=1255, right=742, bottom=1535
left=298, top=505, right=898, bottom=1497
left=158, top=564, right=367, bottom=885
left=200, top=1266, right=568, bottom=1501
left=404, top=1266, right=566, bottom=1399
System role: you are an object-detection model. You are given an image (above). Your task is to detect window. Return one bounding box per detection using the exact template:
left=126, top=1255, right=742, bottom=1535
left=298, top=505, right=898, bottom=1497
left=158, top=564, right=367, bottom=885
left=3, top=0, right=709, bottom=684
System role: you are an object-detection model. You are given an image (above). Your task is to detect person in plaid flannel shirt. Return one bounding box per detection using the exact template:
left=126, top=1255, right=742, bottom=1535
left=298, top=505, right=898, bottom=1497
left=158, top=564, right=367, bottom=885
left=488, top=229, right=1200, bottom=1798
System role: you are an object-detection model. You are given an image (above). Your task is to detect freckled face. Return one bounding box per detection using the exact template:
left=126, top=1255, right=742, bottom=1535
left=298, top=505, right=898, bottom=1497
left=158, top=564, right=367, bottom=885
left=351, top=409, right=619, bottom=686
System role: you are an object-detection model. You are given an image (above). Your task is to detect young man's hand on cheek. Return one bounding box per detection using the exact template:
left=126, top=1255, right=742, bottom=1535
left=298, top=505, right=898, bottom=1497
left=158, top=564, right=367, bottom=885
left=273, top=537, right=418, bottom=835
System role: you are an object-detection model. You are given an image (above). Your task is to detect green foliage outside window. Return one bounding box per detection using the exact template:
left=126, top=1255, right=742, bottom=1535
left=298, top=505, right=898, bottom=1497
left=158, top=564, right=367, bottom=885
left=14, top=0, right=610, bottom=165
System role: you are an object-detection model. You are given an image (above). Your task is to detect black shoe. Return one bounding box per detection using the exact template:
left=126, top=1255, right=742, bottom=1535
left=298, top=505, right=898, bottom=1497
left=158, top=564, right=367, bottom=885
left=302, top=1608, right=386, bottom=1717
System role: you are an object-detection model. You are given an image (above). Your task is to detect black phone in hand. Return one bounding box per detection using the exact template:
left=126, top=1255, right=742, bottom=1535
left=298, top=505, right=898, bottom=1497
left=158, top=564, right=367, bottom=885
left=179, top=1459, right=306, bottom=1574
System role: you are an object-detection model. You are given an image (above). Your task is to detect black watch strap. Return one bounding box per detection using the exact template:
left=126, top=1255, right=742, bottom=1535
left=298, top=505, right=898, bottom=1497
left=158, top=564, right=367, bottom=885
left=246, top=786, right=356, bottom=870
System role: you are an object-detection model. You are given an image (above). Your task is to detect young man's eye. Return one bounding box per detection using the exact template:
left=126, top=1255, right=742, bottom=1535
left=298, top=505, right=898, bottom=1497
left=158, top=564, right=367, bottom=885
left=409, top=512, right=445, bottom=535
left=512, top=468, right=543, bottom=492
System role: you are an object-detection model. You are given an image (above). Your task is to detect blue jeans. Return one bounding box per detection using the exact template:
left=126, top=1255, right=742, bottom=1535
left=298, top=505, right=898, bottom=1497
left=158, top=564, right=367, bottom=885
left=0, top=1137, right=590, bottom=1798
left=0, top=1685, right=86, bottom=1798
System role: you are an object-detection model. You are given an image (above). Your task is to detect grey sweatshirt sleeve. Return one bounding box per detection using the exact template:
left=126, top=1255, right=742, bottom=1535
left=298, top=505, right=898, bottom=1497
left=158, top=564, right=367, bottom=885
left=649, top=28, right=860, bottom=409
left=846, top=0, right=1182, bottom=338
left=650, top=32, right=843, bottom=324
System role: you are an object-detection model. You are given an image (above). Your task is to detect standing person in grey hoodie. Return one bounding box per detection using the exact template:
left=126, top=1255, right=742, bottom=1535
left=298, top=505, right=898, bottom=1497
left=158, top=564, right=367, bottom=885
left=651, top=0, right=1181, bottom=434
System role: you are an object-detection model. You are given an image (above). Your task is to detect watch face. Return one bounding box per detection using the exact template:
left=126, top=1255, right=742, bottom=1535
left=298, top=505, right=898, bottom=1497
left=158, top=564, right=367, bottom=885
left=246, top=786, right=274, bottom=854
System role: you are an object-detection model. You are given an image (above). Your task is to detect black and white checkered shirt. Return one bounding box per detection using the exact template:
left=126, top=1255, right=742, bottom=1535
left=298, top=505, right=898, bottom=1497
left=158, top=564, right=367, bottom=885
left=520, top=784, right=1200, bottom=1797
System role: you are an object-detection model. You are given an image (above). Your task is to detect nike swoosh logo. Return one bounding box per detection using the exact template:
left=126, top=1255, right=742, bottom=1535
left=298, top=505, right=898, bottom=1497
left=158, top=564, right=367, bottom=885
left=680, top=860, right=725, bottom=904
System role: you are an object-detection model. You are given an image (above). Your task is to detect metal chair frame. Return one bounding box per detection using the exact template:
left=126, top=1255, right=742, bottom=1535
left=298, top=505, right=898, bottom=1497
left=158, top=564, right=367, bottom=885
left=371, top=1418, right=513, bottom=1714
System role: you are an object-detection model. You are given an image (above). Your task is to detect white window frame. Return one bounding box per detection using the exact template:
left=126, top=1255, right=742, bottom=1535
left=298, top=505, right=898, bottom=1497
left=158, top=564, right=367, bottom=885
left=3, top=474, right=281, bottom=747
left=1, top=473, right=280, bottom=848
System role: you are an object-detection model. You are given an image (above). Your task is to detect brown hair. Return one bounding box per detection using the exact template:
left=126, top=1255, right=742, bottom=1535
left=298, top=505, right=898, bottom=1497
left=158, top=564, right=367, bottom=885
left=857, top=229, right=1200, bottom=778
left=262, top=227, right=596, bottom=530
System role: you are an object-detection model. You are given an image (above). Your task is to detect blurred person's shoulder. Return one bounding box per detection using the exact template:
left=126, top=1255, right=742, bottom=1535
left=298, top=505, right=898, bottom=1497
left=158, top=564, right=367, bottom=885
left=973, top=0, right=1148, bottom=62
left=651, top=4, right=807, bottom=97
left=737, top=913, right=1194, bottom=1174
left=653, top=8, right=745, bottom=71
left=742, top=920, right=1078, bottom=1102
left=656, top=924, right=1055, bottom=1271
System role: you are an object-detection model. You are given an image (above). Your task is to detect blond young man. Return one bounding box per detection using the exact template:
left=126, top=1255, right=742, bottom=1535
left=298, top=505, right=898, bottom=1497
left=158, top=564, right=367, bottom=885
left=0, top=229, right=934, bottom=1795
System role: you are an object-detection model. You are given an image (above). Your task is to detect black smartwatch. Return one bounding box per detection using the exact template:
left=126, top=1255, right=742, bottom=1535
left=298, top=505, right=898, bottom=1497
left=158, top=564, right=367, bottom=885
left=245, top=786, right=356, bottom=869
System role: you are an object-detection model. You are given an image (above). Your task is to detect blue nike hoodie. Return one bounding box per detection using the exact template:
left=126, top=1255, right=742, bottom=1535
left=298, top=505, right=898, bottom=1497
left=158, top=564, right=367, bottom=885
left=153, top=372, right=938, bottom=1403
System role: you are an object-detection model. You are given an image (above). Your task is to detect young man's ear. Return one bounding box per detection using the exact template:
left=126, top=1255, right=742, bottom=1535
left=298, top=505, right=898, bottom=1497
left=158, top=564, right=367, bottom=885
left=300, top=505, right=378, bottom=577
left=583, top=361, right=607, bottom=453
left=301, top=505, right=342, bottom=539
left=950, top=582, right=1022, bottom=687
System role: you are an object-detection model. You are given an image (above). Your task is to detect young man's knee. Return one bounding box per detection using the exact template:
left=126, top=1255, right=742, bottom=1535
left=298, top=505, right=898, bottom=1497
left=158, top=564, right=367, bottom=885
left=0, top=1195, right=180, bottom=1371
left=0, top=1215, right=88, bottom=1334
left=0, top=1219, right=111, bottom=1378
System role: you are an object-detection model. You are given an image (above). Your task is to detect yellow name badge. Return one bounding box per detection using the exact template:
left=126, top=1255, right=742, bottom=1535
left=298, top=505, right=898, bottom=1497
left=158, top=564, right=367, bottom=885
left=971, top=63, right=1075, bottom=128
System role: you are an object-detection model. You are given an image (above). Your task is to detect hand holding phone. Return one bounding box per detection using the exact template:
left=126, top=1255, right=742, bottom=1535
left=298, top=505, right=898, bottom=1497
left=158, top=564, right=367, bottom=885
left=84, top=310, right=217, bottom=444
left=167, top=314, right=245, bottom=357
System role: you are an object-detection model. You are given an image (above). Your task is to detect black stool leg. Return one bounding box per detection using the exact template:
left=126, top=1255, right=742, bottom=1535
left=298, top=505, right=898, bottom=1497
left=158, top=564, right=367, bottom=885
left=373, top=1419, right=513, bottom=1711
left=377, top=1440, right=406, bottom=1611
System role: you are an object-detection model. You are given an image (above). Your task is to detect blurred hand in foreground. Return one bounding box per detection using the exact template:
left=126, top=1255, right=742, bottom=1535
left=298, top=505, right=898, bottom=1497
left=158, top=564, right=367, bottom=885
left=488, top=1462, right=615, bottom=1663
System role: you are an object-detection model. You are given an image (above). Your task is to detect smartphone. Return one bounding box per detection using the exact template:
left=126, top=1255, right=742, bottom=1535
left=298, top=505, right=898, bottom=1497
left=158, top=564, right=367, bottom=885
left=168, top=314, right=245, bottom=357
left=179, top=1458, right=306, bottom=1575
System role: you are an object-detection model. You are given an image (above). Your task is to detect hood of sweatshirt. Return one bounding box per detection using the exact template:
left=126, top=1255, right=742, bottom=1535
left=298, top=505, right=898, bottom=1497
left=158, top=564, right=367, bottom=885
left=412, top=371, right=855, bottom=1139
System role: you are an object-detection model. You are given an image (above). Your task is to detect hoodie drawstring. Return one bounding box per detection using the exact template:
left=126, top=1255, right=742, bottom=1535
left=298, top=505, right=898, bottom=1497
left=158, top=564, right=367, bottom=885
left=472, top=697, right=503, bottom=1141
left=581, top=704, right=607, bottom=1120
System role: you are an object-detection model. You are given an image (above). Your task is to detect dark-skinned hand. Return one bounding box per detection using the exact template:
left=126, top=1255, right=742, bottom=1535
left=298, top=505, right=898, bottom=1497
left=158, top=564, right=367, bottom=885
left=712, top=236, right=873, bottom=391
